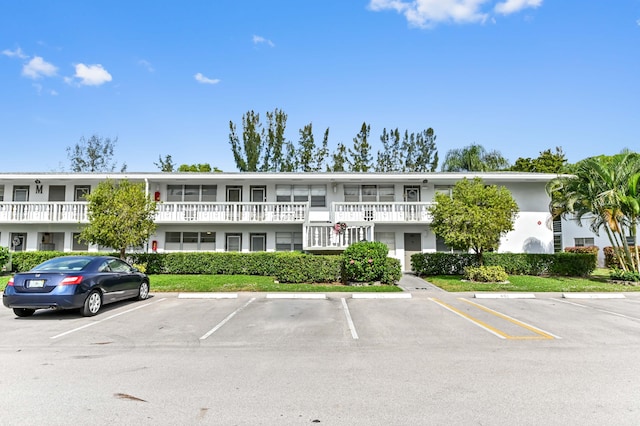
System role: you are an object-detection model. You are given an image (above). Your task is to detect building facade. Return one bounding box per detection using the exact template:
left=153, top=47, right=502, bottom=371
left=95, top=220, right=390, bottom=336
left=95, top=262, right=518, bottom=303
left=0, top=172, right=616, bottom=270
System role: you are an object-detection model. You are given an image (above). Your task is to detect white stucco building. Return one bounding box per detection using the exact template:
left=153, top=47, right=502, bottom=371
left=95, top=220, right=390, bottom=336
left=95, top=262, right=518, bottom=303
left=0, top=172, right=621, bottom=270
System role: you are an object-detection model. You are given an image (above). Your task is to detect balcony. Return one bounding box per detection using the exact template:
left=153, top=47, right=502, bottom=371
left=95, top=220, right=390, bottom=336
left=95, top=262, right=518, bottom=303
left=332, top=202, right=434, bottom=223
left=304, top=223, right=374, bottom=251
left=155, top=202, right=309, bottom=223
left=0, top=202, right=88, bottom=223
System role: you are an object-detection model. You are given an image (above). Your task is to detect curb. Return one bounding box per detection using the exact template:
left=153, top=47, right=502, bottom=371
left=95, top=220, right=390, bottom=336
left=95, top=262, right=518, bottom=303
left=562, top=293, right=625, bottom=299
left=351, top=293, right=412, bottom=299
left=475, top=293, right=535, bottom=299
left=178, top=293, right=238, bottom=299
left=266, top=293, right=327, bottom=299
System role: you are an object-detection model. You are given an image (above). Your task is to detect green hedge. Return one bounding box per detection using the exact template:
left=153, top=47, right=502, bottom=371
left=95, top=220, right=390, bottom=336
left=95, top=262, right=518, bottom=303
left=411, top=252, right=596, bottom=277
left=603, top=246, right=638, bottom=269
left=8, top=251, right=402, bottom=284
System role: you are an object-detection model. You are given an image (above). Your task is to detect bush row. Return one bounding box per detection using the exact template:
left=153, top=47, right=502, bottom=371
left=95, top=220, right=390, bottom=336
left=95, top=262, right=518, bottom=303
left=9, top=249, right=402, bottom=285
left=411, top=252, right=596, bottom=277
left=603, top=246, right=638, bottom=269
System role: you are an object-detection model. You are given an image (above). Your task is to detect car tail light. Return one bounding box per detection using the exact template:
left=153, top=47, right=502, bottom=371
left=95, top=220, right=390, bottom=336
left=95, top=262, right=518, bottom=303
left=60, top=276, right=83, bottom=285
left=7, top=277, right=14, bottom=286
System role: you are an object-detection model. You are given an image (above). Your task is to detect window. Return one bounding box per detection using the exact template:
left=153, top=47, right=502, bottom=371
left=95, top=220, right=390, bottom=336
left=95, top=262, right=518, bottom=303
left=72, top=233, right=88, bottom=251
left=226, top=233, right=242, bottom=252
left=164, top=231, right=216, bottom=250
left=10, top=233, right=26, bottom=251
left=49, top=185, right=66, bottom=202
left=167, top=185, right=217, bottom=202
left=404, top=186, right=420, bottom=202
left=574, top=238, right=595, bottom=247
left=434, top=185, right=452, bottom=197
left=13, top=186, right=29, bottom=202
left=0, top=185, right=4, bottom=201
left=74, top=185, right=90, bottom=201
left=276, top=232, right=303, bottom=251
left=553, top=218, right=563, bottom=252
left=250, top=233, right=266, bottom=252
left=276, top=185, right=326, bottom=207
left=375, top=232, right=396, bottom=256
left=343, top=185, right=395, bottom=202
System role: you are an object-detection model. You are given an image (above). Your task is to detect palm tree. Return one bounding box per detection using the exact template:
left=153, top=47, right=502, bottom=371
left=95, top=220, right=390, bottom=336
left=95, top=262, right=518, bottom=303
left=441, top=143, right=509, bottom=172
left=546, top=153, right=640, bottom=272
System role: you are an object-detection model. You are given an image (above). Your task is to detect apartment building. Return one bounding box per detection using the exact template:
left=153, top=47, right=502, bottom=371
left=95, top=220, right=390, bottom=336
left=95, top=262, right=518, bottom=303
left=0, top=171, right=607, bottom=270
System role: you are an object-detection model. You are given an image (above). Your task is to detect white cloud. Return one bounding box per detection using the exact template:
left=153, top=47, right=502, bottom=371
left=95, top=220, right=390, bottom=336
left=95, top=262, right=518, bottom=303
left=71, top=63, right=112, bottom=86
left=252, top=35, right=275, bottom=47
left=494, top=0, right=542, bottom=15
left=2, top=47, right=28, bottom=59
left=194, top=72, right=220, bottom=85
left=368, top=0, right=542, bottom=27
left=22, top=56, right=58, bottom=79
left=138, top=59, right=155, bottom=72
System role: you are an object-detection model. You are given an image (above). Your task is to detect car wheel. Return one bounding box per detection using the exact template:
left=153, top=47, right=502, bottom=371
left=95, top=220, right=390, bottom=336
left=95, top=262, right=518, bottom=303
left=13, top=308, right=35, bottom=317
left=137, top=281, right=149, bottom=300
left=82, top=290, right=102, bottom=316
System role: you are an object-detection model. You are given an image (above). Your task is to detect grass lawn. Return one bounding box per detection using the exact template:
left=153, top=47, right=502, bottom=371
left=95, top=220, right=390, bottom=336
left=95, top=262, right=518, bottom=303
left=424, top=269, right=640, bottom=292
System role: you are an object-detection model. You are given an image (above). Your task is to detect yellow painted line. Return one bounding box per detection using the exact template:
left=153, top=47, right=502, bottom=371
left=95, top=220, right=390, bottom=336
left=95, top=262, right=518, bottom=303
left=429, top=298, right=509, bottom=339
left=459, top=298, right=560, bottom=339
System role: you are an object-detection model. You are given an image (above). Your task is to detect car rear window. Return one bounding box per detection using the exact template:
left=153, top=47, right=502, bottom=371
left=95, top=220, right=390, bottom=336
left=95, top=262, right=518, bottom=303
left=32, top=258, right=92, bottom=272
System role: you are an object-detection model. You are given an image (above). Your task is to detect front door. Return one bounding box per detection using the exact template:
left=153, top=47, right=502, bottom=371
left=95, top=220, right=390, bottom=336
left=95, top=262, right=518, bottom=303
left=250, top=186, right=266, bottom=220
left=404, top=233, right=422, bottom=272
left=226, top=186, right=242, bottom=221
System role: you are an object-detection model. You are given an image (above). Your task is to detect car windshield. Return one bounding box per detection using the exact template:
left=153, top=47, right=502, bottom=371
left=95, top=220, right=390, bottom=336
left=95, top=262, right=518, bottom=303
left=31, top=258, right=92, bottom=272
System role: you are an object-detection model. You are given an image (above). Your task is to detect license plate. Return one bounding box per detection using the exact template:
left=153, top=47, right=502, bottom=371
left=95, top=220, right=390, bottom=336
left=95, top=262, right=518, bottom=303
left=28, top=279, right=45, bottom=288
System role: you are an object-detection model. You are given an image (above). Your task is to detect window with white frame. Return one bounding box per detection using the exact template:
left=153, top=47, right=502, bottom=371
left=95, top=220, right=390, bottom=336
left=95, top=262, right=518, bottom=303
left=375, top=232, right=396, bottom=256
left=250, top=233, right=267, bottom=252
left=0, top=185, right=4, bottom=201
left=167, top=185, right=217, bottom=202
left=343, top=185, right=395, bottom=202
left=165, top=231, right=216, bottom=250
left=275, top=232, right=303, bottom=251
left=74, top=185, right=90, bottom=201
left=72, top=233, right=89, bottom=251
left=276, top=185, right=326, bottom=207
left=574, top=237, right=595, bottom=247
left=434, top=185, right=453, bottom=197
left=13, top=186, right=29, bottom=202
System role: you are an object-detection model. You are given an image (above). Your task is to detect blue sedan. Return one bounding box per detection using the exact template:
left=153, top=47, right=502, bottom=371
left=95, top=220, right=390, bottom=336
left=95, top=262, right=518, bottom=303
left=3, top=256, right=150, bottom=317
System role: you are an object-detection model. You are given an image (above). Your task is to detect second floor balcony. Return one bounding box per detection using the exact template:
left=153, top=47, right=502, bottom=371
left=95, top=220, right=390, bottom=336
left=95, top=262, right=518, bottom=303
left=333, top=202, right=434, bottom=223
left=154, top=202, right=308, bottom=223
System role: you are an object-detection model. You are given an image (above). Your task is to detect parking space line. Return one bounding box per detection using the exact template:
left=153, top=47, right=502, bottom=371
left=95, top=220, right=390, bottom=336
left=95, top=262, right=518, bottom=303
left=552, top=298, right=640, bottom=322
left=50, top=298, right=167, bottom=339
left=199, top=297, right=256, bottom=340
left=459, top=299, right=560, bottom=339
left=341, top=298, right=359, bottom=340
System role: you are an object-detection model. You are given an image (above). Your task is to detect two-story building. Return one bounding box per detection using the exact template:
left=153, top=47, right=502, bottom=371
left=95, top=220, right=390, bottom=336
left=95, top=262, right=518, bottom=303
left=0, top=172, right=614, bottom=270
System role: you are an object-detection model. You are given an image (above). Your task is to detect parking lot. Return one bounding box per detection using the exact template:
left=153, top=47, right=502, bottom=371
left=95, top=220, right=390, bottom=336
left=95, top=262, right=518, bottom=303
left=2, top=279, right=640, bottom=425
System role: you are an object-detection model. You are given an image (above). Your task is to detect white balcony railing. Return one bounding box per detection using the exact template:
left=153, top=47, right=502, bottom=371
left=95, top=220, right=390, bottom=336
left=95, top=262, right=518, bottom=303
left=154, top=202, right=308, bottom=223
left=333, top=202, right=434, bottom=223
left=0, top=202, right=89, bottom=223
left=304, top=224, right=374, bottom=250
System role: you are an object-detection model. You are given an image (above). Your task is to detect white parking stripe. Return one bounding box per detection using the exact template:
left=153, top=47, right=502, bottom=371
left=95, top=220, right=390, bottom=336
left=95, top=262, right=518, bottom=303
left=341, top=298, right=359, bottom=340
left=552, top=298, right=640, bottom=322
left=50, top=298, right=167, bottom=339
left=199, top=297, right=256, bottom=340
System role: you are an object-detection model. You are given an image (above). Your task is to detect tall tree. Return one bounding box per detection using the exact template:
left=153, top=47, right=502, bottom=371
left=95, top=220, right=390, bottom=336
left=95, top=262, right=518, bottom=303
left=79, top=179, right=157, bottom=260
left=376, top=128, right=402, bottom=172
left=67, top=135, right=127, bottom=172
left=441, top=143, right=509, bottom=172
left=547, top=153, right=640, bottom=272
left=262, top=109, right=288, bottom=172
left=410, top=128, right=439, bottom=172
left=178, top=163, right=221, bottom=172
left=313, top=128, right=330, bottom=172
left=328, top=143, right=348, bottom=172
left=511, top=147, right=567, bottom=173
left=429, top=177, right=519, bottom=264
left=229, top=110, right=263, bottom=172
left=297, top=123, right=316, bottom=172
left=347, top=122, right=373, bottom=172
left=154, top=154, right=175, bottom=172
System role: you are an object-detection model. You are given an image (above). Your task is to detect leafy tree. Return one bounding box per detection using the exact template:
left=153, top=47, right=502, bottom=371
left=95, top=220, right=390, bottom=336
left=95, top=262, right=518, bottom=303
left=404, top=128, right=438, bottom=172
left=313, top=128, right=330, bottom=172
left=376, top=128, right=401, bottom=172
left=229, top=110, right=263, bottom=172
left=296, top=123, right=331, bottom=172
left=441, top=143, right=509, bottom=172
left=79, top=179, right=157, bottom=260
left=511, top=147, right=567, bottom=173
left=547, top=153, right=640, bottom=273
left=262, top=109, right=288, bottom=172
left=177, top=163, right=221, bottom=172
left=328, top=143, right=348, bottom=172
left=154, top=154, right=176, bottom=172
left=428, top=177, right=519, bottom=264
left=67, top=135, right=127, bottom=172
left=347, top=122, right=373, bottom=172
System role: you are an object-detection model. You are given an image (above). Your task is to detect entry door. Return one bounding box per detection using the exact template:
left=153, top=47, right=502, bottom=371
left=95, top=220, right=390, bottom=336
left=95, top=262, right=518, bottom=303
left=250, top=186, right=266, bottom=220
left=404, top=233, right=422, bottom=272
left=226, top=186, right=242, bottom=221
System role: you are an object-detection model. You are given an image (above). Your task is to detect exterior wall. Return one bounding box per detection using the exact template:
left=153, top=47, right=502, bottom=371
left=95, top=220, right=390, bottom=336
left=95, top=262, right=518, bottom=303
left=0, top=172, right=573, bottom=273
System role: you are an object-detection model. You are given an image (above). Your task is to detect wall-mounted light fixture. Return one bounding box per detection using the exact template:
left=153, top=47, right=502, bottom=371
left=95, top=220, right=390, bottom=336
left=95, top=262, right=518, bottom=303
left=332, top=183, right=337, bottom=193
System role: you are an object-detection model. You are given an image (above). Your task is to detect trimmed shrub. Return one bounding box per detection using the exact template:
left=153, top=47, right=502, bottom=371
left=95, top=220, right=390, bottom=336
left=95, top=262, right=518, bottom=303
left=0, top=246, right=10, bottom=271
left=342, top=241, right=392, bottom=284
left=564, top=246, right=599, bottom=270
left=603, top=246, right=638, bottom=269
left=464, top=265, right=508, bottom=282
left=411, top=252, right=478, bottom=275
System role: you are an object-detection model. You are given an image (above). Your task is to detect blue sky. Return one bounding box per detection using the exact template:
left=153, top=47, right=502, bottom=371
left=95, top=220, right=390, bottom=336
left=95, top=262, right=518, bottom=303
left=1, top=1, right=639, bottom=172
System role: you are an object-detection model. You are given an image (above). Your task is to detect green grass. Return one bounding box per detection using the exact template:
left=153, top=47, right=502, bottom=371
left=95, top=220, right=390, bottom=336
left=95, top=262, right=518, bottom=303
left=424, top=271, right=640, bottom=292
left=0, top=275, right=400, bottom=293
